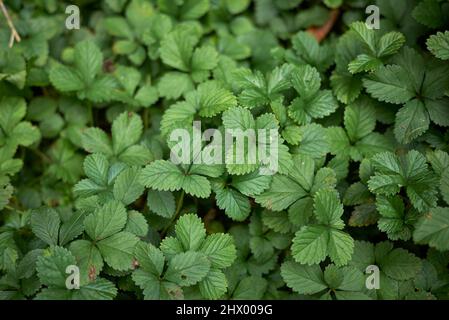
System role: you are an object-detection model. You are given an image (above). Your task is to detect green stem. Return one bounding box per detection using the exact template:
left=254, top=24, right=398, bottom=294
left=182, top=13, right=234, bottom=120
left=30, top=147, right=51, bottom=163
left=5, top=205, right=25, bottom=213
left=161, top=190, right=185, bottom=236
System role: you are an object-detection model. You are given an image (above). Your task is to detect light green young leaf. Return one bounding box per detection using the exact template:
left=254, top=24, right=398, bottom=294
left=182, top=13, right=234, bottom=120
left=427, top=31, right=449, bottom=60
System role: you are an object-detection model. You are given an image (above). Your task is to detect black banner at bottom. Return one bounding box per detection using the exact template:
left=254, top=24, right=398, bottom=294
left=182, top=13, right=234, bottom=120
left=1, top=299, right=445, bottom=318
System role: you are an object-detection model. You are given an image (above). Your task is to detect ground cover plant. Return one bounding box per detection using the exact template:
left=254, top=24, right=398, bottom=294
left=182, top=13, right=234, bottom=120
left=0, top=0, right=449, bottom=300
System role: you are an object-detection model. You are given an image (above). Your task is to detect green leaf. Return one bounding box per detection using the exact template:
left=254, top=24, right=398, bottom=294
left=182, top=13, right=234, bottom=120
left=160, top=28, right=197, bottom=72
left=125, top=210, right=149, bottom=237
left=126, top=0, right=155, bottom=30
left=261, top=210, right=292, bottom=234
left=412, top=0, right=444, bottom=28
left=179, top=0, right=209, bottom=20
left=213, top=183, right=251, bottom=221
left=111, top=112, right=143, bottom=155
left=363, top=65, right=415, bottom=104
left=73, top=278, right=117, bottom=300
left=69, top=240, right=104, bottom=285
left=113, top=167, right=144, bottom=205
left=380, top=248, right=422, bottom=281
left=158, top=72, right=194, bottom=99
left=289, top=91, right=338, bottom=125
left=222, top=106, right=255, bottom=131
left=291, top=32, right=333, bottom=71
left=59, top=211, right=85, bottom=246
left=49, top=65, right=84, bottom=92
left=132, top=270, right=183, bottom=300
left=255, top=175, right=307, bottom=211
left=83, top=153, right=109, bottom=186
left=191, top=46, right=218, bottom=72
left=281, top=261, right=327, bottom=295
left=295, top=123, right=329, bottom=159
left=164, top=251, right=211, bottom=286
left=231, top=276, right=267, bottom=299
left=327, top=229, right=355, bottom=267
left=292, top=225, right=329, bottom=265
left=74, top=40, right=103, bottom=85
left=232, top=171, right=272, bottom=196
left=414, top=207, right=449, bottom=251
left=314, top=188, right=345, bottom=228
left=84, top=200, right=127, bottom=241
left=426, top=98, right=449, bottom=127
left=292, top=188, right=354, bottom=266
left=350, top=21, right=377, bottom=53
left=199, top=269, right=227, bottom=300
left=134, top=242, right=165, bottom=276
left=377, top=32, right=406, bottom=57
left=140, top=160, right=184, bottom=192
left=96, top=232, right=139, bottom=271
left=196, top=81, right=237, bottom=118
left=337, top=266, right=365, bottom=292
left=344, top=97, right=376, bottom=142
left=146, top=190, right=176, bottom=218
left=182, top=174, right=212, bottom=198
left=142, top=159, right=212, bottom=198
left=348, top=54, right=382, bottom=74
left=82, top=128, right=113, bottom=156
left=427, top=31, right=449, bottom=60
left=394, top=100, right=430, bottom=144
left=31, top=208, right=61, bottom=246
left=174, top=213, right=206, bottom=251
left=290, top=65, right=321, bottom=99
left=330, top=72, right=363, bottom=104
left=36, top=246, right=77, bottom=288
left=200, top=233, right=236, bottom=268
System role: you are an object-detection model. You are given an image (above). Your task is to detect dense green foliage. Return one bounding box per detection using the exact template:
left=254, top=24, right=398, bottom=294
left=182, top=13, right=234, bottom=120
left=1, top=0, right=449, bottom=300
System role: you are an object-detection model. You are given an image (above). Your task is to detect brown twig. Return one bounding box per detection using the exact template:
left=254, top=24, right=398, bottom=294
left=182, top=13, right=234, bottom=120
left=307, top=9, right=340, bottom=43
left=0, top=0, right=21, bottom=48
